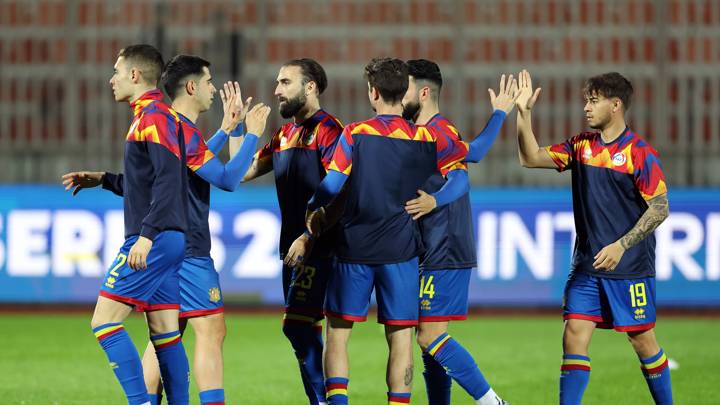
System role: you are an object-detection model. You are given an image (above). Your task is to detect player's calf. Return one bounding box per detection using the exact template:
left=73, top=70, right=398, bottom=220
left=189, top=313, right=227, bottom=405
left=282, top=318, right=325, bottom=405
left=147, top=309, right=190, bottom=405
left=324, top=317, right=353, bottom=405
left=628, top=329, right=673, bottom=405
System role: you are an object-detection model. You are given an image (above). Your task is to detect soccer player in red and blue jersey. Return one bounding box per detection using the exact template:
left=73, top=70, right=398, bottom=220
left=64, top=54, right=268, bottom=405
left=302, top=58, right=466, bottom=405
left=516, top=70, right=672, bottom=404
left=240, top=59, right=343, bottom=405
left=64, top=44, right=191, bottom=405
left=400, top=59, right=513, bottom=405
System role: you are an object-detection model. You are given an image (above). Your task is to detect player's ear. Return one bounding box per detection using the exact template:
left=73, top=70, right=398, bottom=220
left=130, top=67, right=141, bottom=84
left=185, top=80, right=195, bottom=96
left=306, top=80, right=316, bottom=96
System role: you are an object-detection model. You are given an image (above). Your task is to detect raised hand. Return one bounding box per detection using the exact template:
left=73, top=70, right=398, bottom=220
left=245, top=102, right=271, bottom=136
left=516, top=69, right=542, bottom=112
left=219, top=81, right=252, bottom=133
left=61, top=171, right=104, bottom=196
left=489, top=74, right=520, bottom=114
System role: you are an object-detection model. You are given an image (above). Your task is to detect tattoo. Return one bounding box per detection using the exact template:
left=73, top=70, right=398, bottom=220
left=404, top=365, right=413, bottom=386
left=619, top=194, right=669, bottom=249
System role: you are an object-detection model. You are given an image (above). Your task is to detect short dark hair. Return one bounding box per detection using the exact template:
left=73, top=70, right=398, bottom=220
left=161, top=54, right=211, bottom=100
left=364, top=57, right=408, bottom=104
left=118, top=44, right=164, bottom=86
left=584, top=72, right=633, bottom=110
left=283, top=58, right=328, bottom=95
left=406, top=59, right=443, bottom=89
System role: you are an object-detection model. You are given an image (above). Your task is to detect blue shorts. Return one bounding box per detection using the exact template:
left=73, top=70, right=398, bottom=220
left=99, top=231, right=185, bottom=311
left=419, top=268, right=472, bottom=322
left=179, top=256, right=224, bottom=318
left=563, top=271, right=657, bottom=332
left=282, top=257, right=332, bottom=327
left=324, top=258, right=420, bottom=326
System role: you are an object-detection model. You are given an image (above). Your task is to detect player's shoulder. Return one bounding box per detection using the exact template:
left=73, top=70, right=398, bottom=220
left=426, top=114, right=461, bottom=140
left=316, top=109, right=344, bottom=132
left=625, top=129, right=660, bottom=157
left=141, top=101, right=179, bottom=127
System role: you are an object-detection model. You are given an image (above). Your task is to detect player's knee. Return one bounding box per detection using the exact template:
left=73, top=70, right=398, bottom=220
left=416, top=329, right=440, bottom=351
left=90, top=315, right=105, bottom=331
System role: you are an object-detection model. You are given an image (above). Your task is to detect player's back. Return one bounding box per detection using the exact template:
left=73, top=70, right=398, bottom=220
left=337, top=114, right=437, bottom=264
left=418, top=114, right=476, bottom=270
left=123, top=89, right=188, bottom=240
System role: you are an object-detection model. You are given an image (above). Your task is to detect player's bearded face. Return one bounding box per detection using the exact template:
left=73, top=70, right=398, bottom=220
left=279, top=89, right=307, bottom=119
left=402, top=96, right=421, bottom=121
left=401, top=77, right=421, bottom=121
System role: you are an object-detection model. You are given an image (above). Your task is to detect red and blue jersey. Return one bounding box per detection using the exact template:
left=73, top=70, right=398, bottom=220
left=121, top=89, right=187, bottom=240
left=256, top=109, right=343, bottom=259
left=328, top=114, right=467, bottom=264
left=545, top=128, right=667, bottom=279
left=418, top=114, right=476, bottom=270
left=178, top=113, right=216, bottom=258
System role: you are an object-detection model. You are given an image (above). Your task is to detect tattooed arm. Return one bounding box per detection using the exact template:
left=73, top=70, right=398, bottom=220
left=619, top=194, right=670, bottom=249
left=593, top=193, right=669, bottom=271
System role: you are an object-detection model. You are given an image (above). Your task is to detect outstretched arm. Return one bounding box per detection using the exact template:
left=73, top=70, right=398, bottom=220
left=466, top=73, right=518, bottom=162
left=195, top=103, right=271, bottom=191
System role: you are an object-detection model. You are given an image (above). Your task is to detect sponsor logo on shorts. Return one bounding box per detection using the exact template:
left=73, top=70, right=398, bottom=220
left=208, top=288, right=221, bottom=303
left=634, top=308, right=646, bottom=320
left=420, top=299, right=431, bottom=311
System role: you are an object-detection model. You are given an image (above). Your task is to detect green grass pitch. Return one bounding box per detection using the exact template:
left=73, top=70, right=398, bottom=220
left=1, top=313, right=718, bottom=404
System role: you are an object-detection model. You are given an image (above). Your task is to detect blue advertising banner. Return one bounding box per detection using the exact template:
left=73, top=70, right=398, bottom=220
left=0, top=186, right=718, bottom=306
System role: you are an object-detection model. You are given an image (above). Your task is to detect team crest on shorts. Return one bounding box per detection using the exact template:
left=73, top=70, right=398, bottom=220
left=612, top=152, right=627, bottom=166
left=208, top=288, right=221, bottom=303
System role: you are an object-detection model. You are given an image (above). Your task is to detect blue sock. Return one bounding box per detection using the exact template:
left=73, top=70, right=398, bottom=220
left=387, top=391, right=411, bottom=404
left=92, top=323, right=149, bottom=405
left=426, top=333, right=491, bottom=400
left=149, top=393, right=162, bottom=405
left=283, top=320, right=326, bottom=404
left=422, top=352, right=451, bottom=405
left=151, top=330, right=189, bottom=405
left=325, top=377, right=349, bottom=405
left=560, top=354, right=591, bottom=405
left=199, top=388, right=225, bottom=405
left=640, top=349, right=673, bottom=404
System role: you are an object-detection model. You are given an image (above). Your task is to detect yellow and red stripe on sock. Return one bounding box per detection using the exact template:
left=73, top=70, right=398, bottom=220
left=561, top=358, right=591, bottom=372
left=326, top=383, right=348, bottom=397
left=93, top=323, right=124, bottom=341
left=641, top=352, right=668, bottom=375
left=427, top=334, right=451, bottom=357
left=151, top=331, right=182, bottom=349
